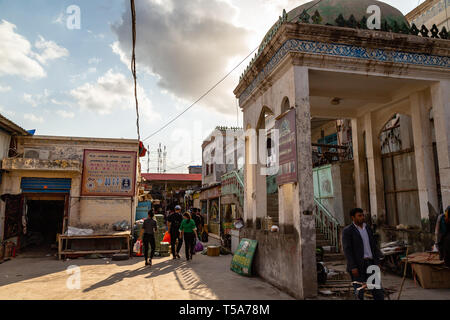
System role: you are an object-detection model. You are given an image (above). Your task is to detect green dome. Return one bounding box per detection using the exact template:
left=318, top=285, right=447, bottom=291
left=288, top=0, right=408, bottom=26
left=259, top=0, right=409, bottom=51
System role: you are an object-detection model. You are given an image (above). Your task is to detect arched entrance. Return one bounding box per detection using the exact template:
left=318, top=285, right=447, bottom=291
left=257, top=107, right=279, bottom=227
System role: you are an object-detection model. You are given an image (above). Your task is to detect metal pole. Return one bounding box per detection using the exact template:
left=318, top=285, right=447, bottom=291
left=147, top=145, right=150, bottom=173
left=397, top=246, right=409, bottom=300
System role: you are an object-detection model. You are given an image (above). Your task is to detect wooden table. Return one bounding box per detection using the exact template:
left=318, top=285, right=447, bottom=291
left=57, top=231, right=131, bottom=260
left=401, top=252, right=450, bottom=289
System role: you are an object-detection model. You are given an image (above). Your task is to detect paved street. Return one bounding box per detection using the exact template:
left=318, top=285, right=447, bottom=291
left=0, top=253, right=293, bottom=300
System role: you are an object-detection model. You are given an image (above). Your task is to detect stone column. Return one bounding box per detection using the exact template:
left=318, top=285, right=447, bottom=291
left=244, top=131, right=256, bottom=225
left=254, top=159, right=267, bottom=229
left=293, top=66, right=317, bottom=299
left=0, top=200, right=5, bottom=242
left=410, top=91, right=439, bottom=220
left=352, top=116, right=370, bottom=213
left=278, top=183, right=295, bottom=234
left=431, top=80, right=450, bottom=207
left=364, top=112, right=385, bottom=223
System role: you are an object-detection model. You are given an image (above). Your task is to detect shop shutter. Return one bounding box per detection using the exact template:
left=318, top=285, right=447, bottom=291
left=21, top=178, right=72, bottom=193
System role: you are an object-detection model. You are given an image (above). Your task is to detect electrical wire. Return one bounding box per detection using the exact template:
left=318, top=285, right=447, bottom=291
left=141, top=47, right=258, bottom=142
left=141, top=0, right=325, bottom=142
left=130, top=0, right=140, bottom=143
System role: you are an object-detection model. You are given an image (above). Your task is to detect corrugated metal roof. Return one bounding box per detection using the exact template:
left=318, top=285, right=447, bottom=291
left=142, top=173, right=202, bottom=182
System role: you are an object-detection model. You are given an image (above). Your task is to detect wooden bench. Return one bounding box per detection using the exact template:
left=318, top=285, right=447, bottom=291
left=57, top=231, right=131, bottom=260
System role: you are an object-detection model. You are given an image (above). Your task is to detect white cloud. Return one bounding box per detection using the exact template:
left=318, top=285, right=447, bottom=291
left=0, top=85, right=11, bottom=92
left=111, top=41, right=130, bottom=67
left=112, top=0, right=252, bottom=115
left=24, top=113, right=44, bottom=123
left=52, top=12, right=64, bottom=25
left=23, top=89, right=50, bottom=107
left=70, top=69, right=160, bottom=122
left=0, top=20, right=69, bottom=80
left=69, top=66, right=98, bottom=83
left=88, top=57, right=101, bottom=65
left=0, top=20, right=46, bottom=79
left=56, top=110, right=75, bottom=119
left=87, top=30, right=105, bottom=39
left=0, top=105, right=16, bottom=118
left=33, top=35, right=69, bottom=65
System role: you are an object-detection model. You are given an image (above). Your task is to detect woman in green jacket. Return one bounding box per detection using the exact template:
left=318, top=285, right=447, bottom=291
left=179, top=212, right=198, bottom=261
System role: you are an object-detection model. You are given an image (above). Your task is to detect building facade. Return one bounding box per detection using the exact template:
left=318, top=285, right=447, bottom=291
left=406, top=0, right=450, bottom=30
left=1, top=134, right=139, bottom=254
left=0, top=114, right=31, bottom=242
left=201, top=127, right=244, bottom=240
left=234, top=0, right=449, bottom=299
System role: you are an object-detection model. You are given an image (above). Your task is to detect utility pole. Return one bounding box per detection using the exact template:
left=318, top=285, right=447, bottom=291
left=157, top=143, right=162, bottom=173
left=147, top=144, right=150, bottom=173
left=163, top=145, right=167, bottom=173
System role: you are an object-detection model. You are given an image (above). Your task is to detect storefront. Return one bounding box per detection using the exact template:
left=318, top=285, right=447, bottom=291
left=200, top=184, right=221, bottom=237
left=141, top=173, right=202, bottom=212
left=0, top=135, right=139, bottom=259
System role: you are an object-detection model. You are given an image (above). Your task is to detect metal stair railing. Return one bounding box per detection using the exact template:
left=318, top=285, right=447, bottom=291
left=314, top=198, right=340, bottom=253
left=221, top=169, right=244, bottom=209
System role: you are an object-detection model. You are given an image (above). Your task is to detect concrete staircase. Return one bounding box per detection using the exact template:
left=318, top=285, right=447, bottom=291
left=316, top=227, right=345, bottom=262
left=266, top=193, right=279, bottom=224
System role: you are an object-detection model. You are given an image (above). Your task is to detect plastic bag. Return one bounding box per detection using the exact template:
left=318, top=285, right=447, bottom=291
left=195, top=240, right=204, bottom=252
left=201, top=231, right=208, bottom=243
left=113, top=220, right=130, bottom=231
left=163, top=231, right=171, bottom=243
left=133, top=240, right=143, bottom=256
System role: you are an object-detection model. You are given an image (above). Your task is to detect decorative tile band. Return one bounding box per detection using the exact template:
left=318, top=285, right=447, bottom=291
left=238, top=39, right=450, bottom=104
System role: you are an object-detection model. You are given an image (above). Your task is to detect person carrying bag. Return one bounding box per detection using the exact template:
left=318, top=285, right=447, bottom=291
left=179, top=212, right=198, bottom=261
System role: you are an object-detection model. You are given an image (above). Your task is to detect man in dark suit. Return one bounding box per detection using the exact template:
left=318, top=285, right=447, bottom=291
left=342, top=208, right=384, bottom=300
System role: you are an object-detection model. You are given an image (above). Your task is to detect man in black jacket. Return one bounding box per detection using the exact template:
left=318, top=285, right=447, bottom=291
left=167, top=205, right=183, bottom=259
left=342, top=208, right=384, bottom=300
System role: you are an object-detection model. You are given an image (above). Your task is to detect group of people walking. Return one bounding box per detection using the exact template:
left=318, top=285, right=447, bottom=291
left=140, top=205, right=205, bottom=266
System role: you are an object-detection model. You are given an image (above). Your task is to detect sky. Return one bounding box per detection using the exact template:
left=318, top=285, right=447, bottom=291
left=0, top=0, right=425, bottom=173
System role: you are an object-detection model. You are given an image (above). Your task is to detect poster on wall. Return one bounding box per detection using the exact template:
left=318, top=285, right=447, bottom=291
left=81, top=149, right=137, bottom=197
left=230, top=238, right=258, bottom=276
left=276, top=108, right=298, bottom=185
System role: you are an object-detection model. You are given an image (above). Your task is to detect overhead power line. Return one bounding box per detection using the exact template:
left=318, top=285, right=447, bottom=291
left=142, top=47, right=258, bottom=142
left=142, top=0, right=325, bottom=142
left=130, top=0, right=140, bottom=142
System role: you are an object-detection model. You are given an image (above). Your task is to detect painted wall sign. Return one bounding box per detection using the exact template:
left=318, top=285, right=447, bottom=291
left=230, top=238, right=258, bottom=276
left=200, top=186, right=221, bottom=200
left=81, top=149, right=137, bottom=197
left=276, top=108, right=298, bottom=185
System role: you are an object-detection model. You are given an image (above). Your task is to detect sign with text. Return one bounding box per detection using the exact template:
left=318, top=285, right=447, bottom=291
left=200, top=186, right=221, bottom=200
left=81, top=149, right=137, bottom=197
left=276, top=109, right=298, bottom=185
left=230, top=238, right=258, bottom=276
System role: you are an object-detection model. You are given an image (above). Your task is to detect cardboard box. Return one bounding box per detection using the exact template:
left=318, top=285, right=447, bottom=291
left=412, top=263, right=450, bottom=289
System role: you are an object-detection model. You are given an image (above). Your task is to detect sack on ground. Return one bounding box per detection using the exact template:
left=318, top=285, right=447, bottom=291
left=195, top=241, right=204, bottom=252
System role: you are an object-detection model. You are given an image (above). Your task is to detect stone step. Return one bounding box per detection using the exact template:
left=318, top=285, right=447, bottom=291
left=316, top=239, right=331, bottom=247
left=316, top=233, right=327, bottom=240
left=322, top=253, right=345, bottom=262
